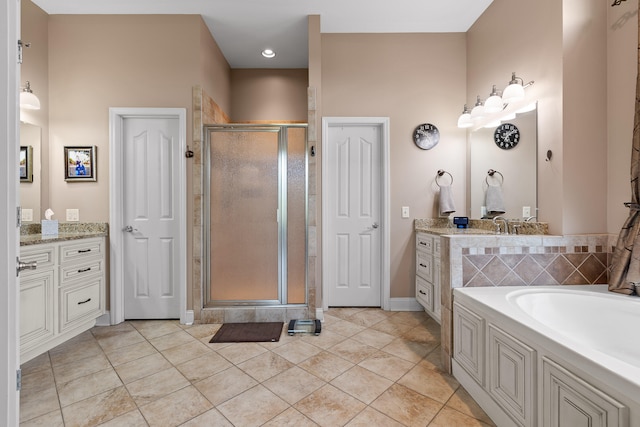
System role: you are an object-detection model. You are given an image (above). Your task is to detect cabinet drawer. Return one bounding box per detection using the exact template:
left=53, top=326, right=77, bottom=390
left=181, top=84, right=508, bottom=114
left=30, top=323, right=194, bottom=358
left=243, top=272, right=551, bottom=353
left=20, top=244, right=56, bottom=273
left=416, top=250, right=433, bottom=281
left=416, top=276, right=434, bottom=311
left=59, top=238, right=104, bottom=264
left=59, top=278, right=104, bottom=331
left=60, top=258, right=104, bottom=285
left=416, top=233, right=434, bottom=254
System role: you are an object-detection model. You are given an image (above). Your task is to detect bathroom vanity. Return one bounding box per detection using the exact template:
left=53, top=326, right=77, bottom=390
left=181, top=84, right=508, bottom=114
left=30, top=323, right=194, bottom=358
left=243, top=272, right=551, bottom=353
left=19, top=225, right=107, bottom=363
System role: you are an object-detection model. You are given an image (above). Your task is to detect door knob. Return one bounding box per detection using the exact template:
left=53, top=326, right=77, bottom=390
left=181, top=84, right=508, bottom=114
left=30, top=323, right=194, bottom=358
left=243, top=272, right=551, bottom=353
left=16, top=257, right=37, bottom=276
left=123, top=225, right=138, bottom=232
left=372, top=222, right=379, bottom=229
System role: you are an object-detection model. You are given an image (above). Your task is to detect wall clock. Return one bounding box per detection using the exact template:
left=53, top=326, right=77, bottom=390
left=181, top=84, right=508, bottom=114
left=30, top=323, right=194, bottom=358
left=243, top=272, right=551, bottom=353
left=413, top=123, right=440, bottom=150
left=494, top=123, right=520, bottom=150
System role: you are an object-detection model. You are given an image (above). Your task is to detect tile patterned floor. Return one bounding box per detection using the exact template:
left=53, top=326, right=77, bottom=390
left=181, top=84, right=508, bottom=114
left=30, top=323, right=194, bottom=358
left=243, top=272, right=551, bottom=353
left=19, top=308, right=496, bottom=427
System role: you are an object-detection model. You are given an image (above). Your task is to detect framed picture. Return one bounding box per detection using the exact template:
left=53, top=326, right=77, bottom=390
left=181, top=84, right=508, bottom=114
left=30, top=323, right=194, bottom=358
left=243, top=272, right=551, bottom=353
left=19, top=146, right=33, bottom=183
left=64, top=146, right=97, bottom=182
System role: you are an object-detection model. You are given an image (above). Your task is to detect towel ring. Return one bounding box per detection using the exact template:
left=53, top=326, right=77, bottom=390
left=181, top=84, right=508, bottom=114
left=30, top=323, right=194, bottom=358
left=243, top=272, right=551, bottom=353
left=436, top=170, right=453, bottom=187
left=486, top=169, right=504, bottom=186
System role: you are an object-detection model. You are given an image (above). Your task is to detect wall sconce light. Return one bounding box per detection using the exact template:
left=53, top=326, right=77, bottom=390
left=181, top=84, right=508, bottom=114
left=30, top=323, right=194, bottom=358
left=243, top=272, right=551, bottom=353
left=457, top=72, right=535, bottom=128
left=20, top=81, right=41, bottom=110
left=457, top=105, right=473, bottom=128
left=470, top=95, right=485, bottom=120
left=483, top=85, right=503, bottom=114
left=502, top=72, right=534, bottom=104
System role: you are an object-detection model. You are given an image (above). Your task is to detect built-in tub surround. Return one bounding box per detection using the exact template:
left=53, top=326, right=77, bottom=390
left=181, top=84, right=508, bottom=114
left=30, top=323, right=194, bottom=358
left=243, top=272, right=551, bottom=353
left=414, top=218, right=616, bottom=374
left=453, top=285, right=639, bottom=426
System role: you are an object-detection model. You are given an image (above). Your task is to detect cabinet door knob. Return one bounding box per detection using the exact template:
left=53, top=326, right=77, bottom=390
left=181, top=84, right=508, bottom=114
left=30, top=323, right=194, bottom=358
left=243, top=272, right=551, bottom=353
left=16, top=257, right=37, bottom=276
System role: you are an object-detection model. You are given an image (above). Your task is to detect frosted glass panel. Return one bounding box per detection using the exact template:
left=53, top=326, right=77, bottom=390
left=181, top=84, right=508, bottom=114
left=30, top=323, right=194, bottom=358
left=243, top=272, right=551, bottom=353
left=209, top=130, right=279, bottom=301
left=287, top=127, right=306, bottom=304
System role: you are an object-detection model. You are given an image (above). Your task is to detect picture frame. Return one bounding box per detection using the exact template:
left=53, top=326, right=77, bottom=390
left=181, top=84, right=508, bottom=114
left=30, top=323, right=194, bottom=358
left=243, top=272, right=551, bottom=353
left=64, top=146, right=97, bottom=182
left=19, top=145, right=33, bottom=183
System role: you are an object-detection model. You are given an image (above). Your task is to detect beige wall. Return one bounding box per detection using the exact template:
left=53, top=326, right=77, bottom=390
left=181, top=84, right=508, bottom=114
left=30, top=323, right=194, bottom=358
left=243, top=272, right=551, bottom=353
left=467, top=0, right=565, bottom=234
left=20, top=0, right=49, bottom=216
left=230, top=69, right=308, bottom=122
left=47, top=15, right=201, bottom=222
left=607, top=2, right=637, bottom=234
left=321, top=33, right=467, bottom=298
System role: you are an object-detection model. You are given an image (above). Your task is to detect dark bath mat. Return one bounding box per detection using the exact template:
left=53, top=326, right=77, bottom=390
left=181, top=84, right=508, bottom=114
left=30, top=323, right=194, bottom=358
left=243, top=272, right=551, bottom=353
left=209, top=322, right=283, bottom=343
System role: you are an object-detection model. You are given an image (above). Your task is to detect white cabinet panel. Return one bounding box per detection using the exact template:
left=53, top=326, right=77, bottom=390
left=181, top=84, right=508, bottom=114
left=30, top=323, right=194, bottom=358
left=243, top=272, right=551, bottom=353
left=488, top=325, right=536, bottom=427
left=543, top=357, right=628, bottom=427
left=453, top=302, right=485, bottom=386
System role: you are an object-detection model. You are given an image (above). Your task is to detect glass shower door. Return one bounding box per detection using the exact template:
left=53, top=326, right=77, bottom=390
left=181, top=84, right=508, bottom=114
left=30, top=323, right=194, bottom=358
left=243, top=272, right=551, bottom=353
left=205, top=124, right=307, bottom=306
left=208, top=128, right=280, bottom=303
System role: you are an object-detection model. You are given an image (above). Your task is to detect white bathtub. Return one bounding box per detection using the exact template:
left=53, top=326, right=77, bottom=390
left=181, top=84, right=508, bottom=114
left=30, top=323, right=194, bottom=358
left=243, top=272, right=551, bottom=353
left=453, top=285, right=640, bottom=427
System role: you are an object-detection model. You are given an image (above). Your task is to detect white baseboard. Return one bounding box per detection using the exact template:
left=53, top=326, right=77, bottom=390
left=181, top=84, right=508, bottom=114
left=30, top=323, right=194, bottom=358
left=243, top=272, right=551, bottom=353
left=95, top=311, right=111, bottom=326
left=315, top=308, right=324, bottom=321
left=182, top=310, right=195, bottom=325
left=388, top=297, right=424, bottom=312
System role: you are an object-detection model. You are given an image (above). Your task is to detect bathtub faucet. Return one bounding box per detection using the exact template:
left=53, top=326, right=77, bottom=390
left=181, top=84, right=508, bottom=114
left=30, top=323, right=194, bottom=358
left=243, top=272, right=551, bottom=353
left=492, top=216, right=509, bottom=234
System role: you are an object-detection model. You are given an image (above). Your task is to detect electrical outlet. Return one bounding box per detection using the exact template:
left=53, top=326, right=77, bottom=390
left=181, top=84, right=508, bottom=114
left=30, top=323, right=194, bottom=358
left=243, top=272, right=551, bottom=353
left=21, top=208, right=33, bottom=222
left=401, top=206, right=410, bottom=218
left=66, top=209, right=79, bottom=222
left=522, top=206, right=531, bottom=218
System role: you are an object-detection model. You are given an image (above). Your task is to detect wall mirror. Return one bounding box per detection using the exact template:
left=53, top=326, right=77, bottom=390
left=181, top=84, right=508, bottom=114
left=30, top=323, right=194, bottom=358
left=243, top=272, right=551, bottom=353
left=468, top=105, right=537, bottom=220
left=20, top=122, right=41, bottom=222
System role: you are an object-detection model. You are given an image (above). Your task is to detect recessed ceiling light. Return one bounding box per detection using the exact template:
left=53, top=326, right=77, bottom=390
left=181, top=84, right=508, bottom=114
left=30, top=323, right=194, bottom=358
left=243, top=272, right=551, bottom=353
left=261, top=49, right=276, bottom=59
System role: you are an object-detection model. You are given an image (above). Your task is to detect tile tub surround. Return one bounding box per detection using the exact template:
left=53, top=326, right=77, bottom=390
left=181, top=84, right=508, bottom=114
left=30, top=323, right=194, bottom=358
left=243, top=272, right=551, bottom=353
left=441, top=233, right=616, bottom=373
left=19, top=308, right=495, bottom=427
left=413, top=222, right=617, bottom=374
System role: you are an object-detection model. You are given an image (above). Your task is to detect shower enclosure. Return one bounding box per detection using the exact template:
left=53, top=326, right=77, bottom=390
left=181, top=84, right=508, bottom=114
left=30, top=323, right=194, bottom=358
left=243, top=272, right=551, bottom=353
left=203, top=124, right=307, bottom=307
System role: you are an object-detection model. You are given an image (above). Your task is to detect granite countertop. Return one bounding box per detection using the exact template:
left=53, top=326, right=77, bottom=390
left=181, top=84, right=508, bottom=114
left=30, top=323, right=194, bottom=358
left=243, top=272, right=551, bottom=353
left=20, top=222, right=109, bottom=246
left=414, top=226, right=495, bottom=236
left=414, top=217, right=548, bottom=235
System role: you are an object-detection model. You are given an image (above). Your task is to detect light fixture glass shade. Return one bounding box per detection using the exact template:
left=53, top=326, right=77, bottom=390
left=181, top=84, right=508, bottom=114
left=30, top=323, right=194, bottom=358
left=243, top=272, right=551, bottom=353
left=470, top=96, right=485, bottom=120
left=457, top=105, right=473, bottom=128
left=515, top=102, right=536, bottom=114
left=502, top=73, right=525, bottom=104
left=484, top=85, right=503, bottom=113
left=20, top=82, right=40, bottom=110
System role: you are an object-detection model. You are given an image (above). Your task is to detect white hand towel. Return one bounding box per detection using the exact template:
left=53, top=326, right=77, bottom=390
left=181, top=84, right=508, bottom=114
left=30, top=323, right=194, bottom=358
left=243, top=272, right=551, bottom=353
left=439, top=185, right=456, bottom=216
left=485, top=184, right=506, bottom=214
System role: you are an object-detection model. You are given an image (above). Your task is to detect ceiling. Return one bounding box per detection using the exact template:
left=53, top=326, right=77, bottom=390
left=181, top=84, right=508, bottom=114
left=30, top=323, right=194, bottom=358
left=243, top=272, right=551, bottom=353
left=31, top=0, right=494, bottom=69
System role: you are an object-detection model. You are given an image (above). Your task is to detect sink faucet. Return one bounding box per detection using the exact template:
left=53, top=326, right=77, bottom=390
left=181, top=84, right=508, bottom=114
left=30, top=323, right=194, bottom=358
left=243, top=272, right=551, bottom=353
left=492, top=216, right=509, bottom=234
left=525, top=216, right=537, bottom=222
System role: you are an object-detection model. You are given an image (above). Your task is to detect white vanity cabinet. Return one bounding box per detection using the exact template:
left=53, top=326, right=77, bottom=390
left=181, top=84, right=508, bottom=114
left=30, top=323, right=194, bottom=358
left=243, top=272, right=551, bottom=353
left=415, top=232, right=441, bottom=323
left=20, top=237, right=106, bottom=364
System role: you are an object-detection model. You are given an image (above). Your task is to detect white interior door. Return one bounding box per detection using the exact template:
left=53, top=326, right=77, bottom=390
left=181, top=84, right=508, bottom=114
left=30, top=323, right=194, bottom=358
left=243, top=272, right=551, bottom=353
left=323, top=120, right=386, bottom=307
left=1, top=0, right=21, bottom=423
left=121, top=115, right=182, bottom=319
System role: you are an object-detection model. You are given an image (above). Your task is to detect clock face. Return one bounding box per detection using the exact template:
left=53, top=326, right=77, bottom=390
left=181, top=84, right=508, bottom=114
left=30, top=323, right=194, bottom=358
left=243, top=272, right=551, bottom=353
left=494, top=123, right=520, bottom=150
left=413, top=123, right=440, bottom=150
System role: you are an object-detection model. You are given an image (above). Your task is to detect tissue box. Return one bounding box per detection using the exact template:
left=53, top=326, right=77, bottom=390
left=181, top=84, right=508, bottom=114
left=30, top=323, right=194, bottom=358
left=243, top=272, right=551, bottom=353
left=41, top=220, right=59, bottom=236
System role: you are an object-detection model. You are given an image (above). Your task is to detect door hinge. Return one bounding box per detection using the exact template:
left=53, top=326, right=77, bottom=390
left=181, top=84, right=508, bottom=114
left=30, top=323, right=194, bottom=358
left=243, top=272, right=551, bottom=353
left=16, top=369, right=21, bottom=391
left=17, top=206, right=22, bottom=228
left=17, top=40, right=30, bottom=64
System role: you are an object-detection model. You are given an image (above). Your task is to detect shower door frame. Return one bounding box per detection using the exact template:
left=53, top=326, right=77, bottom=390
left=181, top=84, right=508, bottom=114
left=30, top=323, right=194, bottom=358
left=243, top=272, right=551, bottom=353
left=203, top=124, right=308, bottom=307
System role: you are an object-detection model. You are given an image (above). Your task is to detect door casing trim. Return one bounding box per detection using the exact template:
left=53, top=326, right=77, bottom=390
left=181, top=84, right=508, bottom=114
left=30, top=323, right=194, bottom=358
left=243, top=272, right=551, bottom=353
left=321, top=117, right=390, bottom=310
left=109, top=108, right=187, bottom=324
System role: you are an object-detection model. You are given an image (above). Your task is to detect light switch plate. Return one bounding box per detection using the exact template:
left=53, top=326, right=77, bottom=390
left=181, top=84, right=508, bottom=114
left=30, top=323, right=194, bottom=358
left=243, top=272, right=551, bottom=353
left=522, top=206, right=531, bottom=218
left=21, top=208, right=33, bottom=222
left=401, top=206, right=410, bottom=218
left=66, top=209, right=79, bottom=222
